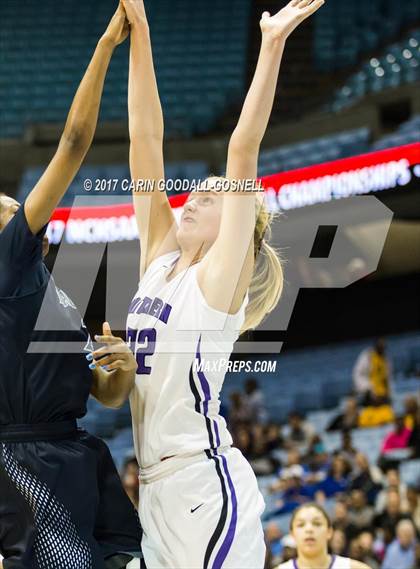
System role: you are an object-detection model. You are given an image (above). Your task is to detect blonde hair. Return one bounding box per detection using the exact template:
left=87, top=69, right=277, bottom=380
left=242, top=196, right=283, bottom=332
left=197, top=177, right=283, bottom=332
left=0, top=193, right=7, bottom=230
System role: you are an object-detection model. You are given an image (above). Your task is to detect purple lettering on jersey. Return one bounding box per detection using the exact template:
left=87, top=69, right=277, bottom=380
left=159, top=303, right=172, bottom=324
left=150, top=297, right=163, bottom=318
left=129, top=295, right=172, bottom=323
left=129, top=297, right=143, bottom=314
left=139, top=297, right=152, bottom=314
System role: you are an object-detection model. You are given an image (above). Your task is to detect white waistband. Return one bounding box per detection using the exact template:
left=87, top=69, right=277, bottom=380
left=139, top=447, right=231, bottom=485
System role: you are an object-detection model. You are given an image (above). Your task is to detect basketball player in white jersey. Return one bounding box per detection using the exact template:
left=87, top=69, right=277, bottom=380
left=276, top=504, right=371, bottom=569
left=91, top=1, right=324, bottom=567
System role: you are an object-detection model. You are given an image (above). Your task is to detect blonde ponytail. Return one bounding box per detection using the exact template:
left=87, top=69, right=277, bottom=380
left=242, top=201, right=284, bottom=333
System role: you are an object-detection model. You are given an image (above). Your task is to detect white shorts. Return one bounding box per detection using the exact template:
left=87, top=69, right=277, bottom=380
left=138, top=447, right=266, bottom=569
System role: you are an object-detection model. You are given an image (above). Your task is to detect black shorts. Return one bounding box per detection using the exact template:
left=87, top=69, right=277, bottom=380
left=0, top=422, right=142, bottom=569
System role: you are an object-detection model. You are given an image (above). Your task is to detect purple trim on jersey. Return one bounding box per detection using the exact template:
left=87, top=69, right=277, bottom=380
left=195, top=335, right=221, bottom=448
left=213, top=421, right=221, bottom=448
left=293, top=555, right=336, bottom=569
left=195, top=336, right=211, bottom=416
left=212, top=453, right=238, bottom=569
left=329, top=555, right=336, bottom=569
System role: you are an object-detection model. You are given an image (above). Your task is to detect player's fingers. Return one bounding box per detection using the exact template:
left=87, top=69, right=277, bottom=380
left=261, top=11, right=270, bottom=20
left=106, top=359, right=126, bottom=371
left=94, top=334, right=121, bottom=344
left=304, top=0, right=324, bottom=15
left=89, top=347, right=110, bottom=360
left=298, top=0, right=313, bottom=7
left=102, top=321, right=112, bottom=336
left=91, top=343, right=127, bottom=360
left=92, top=354, right=121, bottom=368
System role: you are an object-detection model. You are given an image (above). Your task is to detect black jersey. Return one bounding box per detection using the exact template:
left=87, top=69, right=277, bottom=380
left=0, top=204, right=92, bottom=424
left=0, top=205, right=142, bottom=568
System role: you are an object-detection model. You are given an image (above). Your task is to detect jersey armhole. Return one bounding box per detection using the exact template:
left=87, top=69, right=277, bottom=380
left=139, top=250, right=181, bottom=284
left=192, top=265, right=249, bottom=332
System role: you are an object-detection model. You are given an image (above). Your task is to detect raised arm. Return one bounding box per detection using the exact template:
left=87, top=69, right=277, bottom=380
left=24, top=4, right=129, bottom=234
left=199, top=0, right=324, bottom=314
left=123, top=0, right=178, bottom=279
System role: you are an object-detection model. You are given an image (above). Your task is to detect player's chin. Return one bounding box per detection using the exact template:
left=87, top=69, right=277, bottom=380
left=300, top=538, right=320, bottom=553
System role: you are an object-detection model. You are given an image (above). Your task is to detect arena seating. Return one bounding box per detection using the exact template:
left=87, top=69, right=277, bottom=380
left=257, top=127, right=371, bottom=176
left=17, top=109, right=417, bottom=196
left=0, top=0, right=251, bottom=138
left=77, top=330, right=420, bottom=469
left=314, top=1, right=420, bottom=71
left=372, top=114, right=420, bottom=151
left=327, top=30, right=420, bottom=113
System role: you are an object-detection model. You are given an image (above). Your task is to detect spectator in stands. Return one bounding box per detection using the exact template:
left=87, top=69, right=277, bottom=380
left=406, top=487, right=420, bottom=532
left=265, top=522, right=283, bottom=567
left=121, top=457, right=140, bottom=509
left=413, top=543, right=420, bottom=569
left=228, top=390, right=249, bottom=433
left=381, top=519, right=416, bottom=569
left=327, top=397, right=359, bottom=431
left=348, top=489, right=375, bottom=533
left=243, top=377, right=268, bottom=424
left=272, top=469, right=314, bottom=515
left=264, top=423, right=283, bottom=454
left=347, top=532, right=380, bottom=569
left=374, top=488, right=413, bottom=545
left=332, top=499, right=359, bottom=541
left=270, top=450, right=304, bottom=494
left=252, top=424, right=269, bottom=458
left=282, top=411, right=316, bottom=453
left=279, top=534, right=297, bottom=564
left=403, top=396, right=418, bottom=431
left=375, top=468, right=408, bottom=513
left=353, top=339, right=391, bottom=406
left=357, top=531, right=380, bottom=569
left=382, top=416, right=413, bottom=452
left=406, top=397, right=420, bottom=458
left=350, top=452, right=381, bottom=504
left=340, top=429, right=358, bottom=467
left=319, top=454, right=350, bottom=497
left=233, top=424, right=253, bottom=458
left=249, top=424, right=275, bottom=475
left=330, top=528, right=347, bottom=556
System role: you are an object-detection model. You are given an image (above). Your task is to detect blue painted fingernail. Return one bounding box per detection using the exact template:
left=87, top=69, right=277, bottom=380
left=89, top=363, right=96, bottom=370
left=102, top=365, right=109, bottom=371
left=86, top=353, right=93, bottom=361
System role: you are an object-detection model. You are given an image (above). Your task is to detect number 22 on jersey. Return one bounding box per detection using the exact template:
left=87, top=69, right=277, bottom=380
left=127, top=328, right=156, bottom=375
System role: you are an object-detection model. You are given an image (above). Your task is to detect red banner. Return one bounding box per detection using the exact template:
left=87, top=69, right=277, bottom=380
left=48, top=143, right=419, bottom=244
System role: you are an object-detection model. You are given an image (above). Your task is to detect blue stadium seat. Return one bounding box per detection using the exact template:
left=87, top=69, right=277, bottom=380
left=314, top=1, right=419, bottom=72
left=328, top=30, right=420, bottom=111
left=0, top=0, right=251, bottom=139
left=257, top=127, right=371, bottom=176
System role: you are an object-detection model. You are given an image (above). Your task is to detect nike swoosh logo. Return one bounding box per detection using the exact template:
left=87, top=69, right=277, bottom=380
left=190, top=503, right=204, bottom=513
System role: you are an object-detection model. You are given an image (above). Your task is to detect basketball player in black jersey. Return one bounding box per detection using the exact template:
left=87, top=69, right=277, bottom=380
left=0, top=4, right=142, bottom=569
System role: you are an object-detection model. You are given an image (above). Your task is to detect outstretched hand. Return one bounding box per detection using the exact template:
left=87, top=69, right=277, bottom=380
left=121, top=0, right=147, bottom=26
left=103, top=2, right=130, bottom=47
left=88, top=322, right=137, bottom=373
left=260, top=0, right=325, bottom=42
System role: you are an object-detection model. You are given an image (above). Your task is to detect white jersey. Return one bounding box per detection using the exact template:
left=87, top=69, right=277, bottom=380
left=278, top=556, right=351, bottom=569
left=127, top=250, right=248, bottom=471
